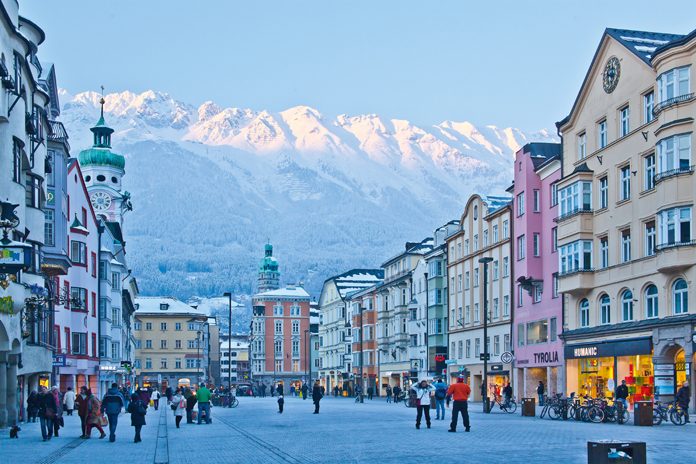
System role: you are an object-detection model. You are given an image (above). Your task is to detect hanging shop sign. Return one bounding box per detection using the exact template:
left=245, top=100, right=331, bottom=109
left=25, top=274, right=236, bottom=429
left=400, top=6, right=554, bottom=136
left=564, top=337, right=652, bottom=359
left=0, top=242, right=31, bottom=270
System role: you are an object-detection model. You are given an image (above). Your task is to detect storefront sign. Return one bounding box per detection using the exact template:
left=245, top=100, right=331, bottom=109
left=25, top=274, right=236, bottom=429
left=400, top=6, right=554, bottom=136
left=46, top=189, right=55, bottom=206
left=0, top=296, right=13, bottom=314
left=490, top=364, right=503, bottom=372
left=533, top=351, right=560, bottom=364
left=564, top=337, right=652, bottom=359
left=52, top=354, right=66, bottom=367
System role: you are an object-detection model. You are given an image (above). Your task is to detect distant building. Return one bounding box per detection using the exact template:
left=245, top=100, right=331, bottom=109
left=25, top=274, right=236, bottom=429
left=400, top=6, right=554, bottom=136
left=219, top=338, right=250, bottom=384
left=257, top=243, right=280, bottom=292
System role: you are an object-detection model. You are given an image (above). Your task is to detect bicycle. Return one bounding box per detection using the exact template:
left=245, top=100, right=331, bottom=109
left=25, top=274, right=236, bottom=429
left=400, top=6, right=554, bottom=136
left=230, top=395, right=239, bottom=408
left=670, top=402, right=689, bottom=425
left=599, top=398, right=629, bottom=424
left=492, top=395, right=517, bottom=414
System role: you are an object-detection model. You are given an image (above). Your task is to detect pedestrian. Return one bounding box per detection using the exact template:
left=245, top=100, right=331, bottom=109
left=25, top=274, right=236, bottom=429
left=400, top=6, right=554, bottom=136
left=63, top=386, right=76, bottom=416
left=84, top=389, right=106, bottom=439
left=27, top=390, right=39, bottom=423
left=277, top=395, right=284, bottom=413
left=37, top=386, right=56, bottom=441
left=260, top=383, right=267, bottom=398
left=185, top=388, right=197, bottom=423
left=676, top=381, right=691, bottom=423
left=614, top=380, right=629, bottom=409
left=165, top=386, right=173, bottom=404
left=333, top=385, right=339, bottom=397
left=385, top=385, right=392, bottom=404
left=126, top=393, right=147, bottom=443
left=290, top=385, right=296, bottom=397
left=171, top=389, right=186, bottom=428
left=277, top=382, right=284, bottom=397
left=367, top=386, right=374, bottom=400
left=196, top=383, right=212, bottom=424
left=302, top=382, right=309, bottom=400
left=101, top=382, right=125, bottom=442
left=150, top=388, right=161, bottom=411
left=312, top=380, right=323, bottom=414
left=432, top=377, right=448, bottom=420
left=51, top=386, right=63, bottom=437
left=447, top=375, right=471, bottom=433
left=502, top=382, right=513, bottom=408
left=411, top=379, right=434, bottom=429
left=536, top=381, right=545, bottom=407
left=138, top=387, right=150, bottom=405
left=75, top=386, right=89, bottom=438
left=393, top=385, right=401, bottom=403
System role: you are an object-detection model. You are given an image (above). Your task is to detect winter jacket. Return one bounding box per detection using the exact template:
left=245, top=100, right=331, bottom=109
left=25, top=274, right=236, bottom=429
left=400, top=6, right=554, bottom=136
left=38, top=392, right=57, bottom=418
left=102, top=388, right=125, bottom=415
left=615, top=384, right=629, bottom=400
left=52, top=391, right=63, bottom=418
left=172, top=394, right=186, bottom=417
left=502, top=385, right=513, bottom=398
left=312, top=385, right=323, bottom=402
left=75, top=393, right=89, bottom=417
left=63, top=390, right=76, bottom=409
left=86, top=395, right=103, bottom=425
left=186, top=395, right=197, bottom=410
left=410, top=384, right=434, bottom=406
left=446, top=382, right=471, bottom=401
left=27, top=392, right=40, bottom=415
left=150, top=390, right=161, bottom=402
left=536, top=383, right=545, bottom=395
left=197, top=387, right=212, bottom=403
left=127, top=399, right=147, bottom=426
left=676, top=386, right=690, bottom=408
left=433, top=382, right=448, bottom=400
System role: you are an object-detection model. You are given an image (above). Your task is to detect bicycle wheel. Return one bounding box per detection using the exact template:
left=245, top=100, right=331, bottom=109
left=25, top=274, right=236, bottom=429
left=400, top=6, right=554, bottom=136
left=619, top=409, right=629, bottom=424
left=652, top=410, right=662, bottom=425
left=231, top=397, right=239, bottom=408
left=588, top=406, right=604, bottom=423
left=568, top=406, right=577, bottom=421
left=670, top=409, right=686, bottom=425
left=506, top=401, right=517, bottom=414
left=548, top=405, right=560, bottom=420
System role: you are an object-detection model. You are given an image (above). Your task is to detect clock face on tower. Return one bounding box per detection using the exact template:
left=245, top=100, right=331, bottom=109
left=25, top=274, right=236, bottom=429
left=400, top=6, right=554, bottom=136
left=603, top=56, right=621, bottom=94
left=90, top=191, right=112, bottom=212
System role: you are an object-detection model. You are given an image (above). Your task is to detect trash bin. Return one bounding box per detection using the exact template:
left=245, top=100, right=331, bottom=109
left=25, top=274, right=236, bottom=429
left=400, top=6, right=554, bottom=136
left=633, top=401, right=653, bottom=426
left=521, top=397, right=535, bottom=417
left=587, top=441, right=646, bottom=464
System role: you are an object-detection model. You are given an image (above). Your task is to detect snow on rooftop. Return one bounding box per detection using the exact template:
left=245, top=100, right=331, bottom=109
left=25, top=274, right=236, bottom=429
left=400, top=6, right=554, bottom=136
left=135, top=296, right=205, bottom=315
left=634, top=45, right=657, bottom=53
left=620, top=36, right=670, bottom=45
left=256, top=286, right=310, bottom=298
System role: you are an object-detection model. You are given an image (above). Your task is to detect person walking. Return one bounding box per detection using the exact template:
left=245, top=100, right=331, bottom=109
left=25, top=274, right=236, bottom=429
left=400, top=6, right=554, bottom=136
left=367, top=386, right=374, bottom=400
left=502, top=382, right=513, bottom=408
left=27, top=390, right=39, bottom=423
left=102, top=382, right=125, bottom=442
left=301, top=382, right=309, bottom=400
left=433, top=377, right=448, bottom=420
left=277, top=382, right=284, bottom=397
left=84, top=389, right=106, bottom=439
left=393, top=385, right=401, bottom=403
left=196, top=383, right=212, bottom=424
left=51, top=386, right=63, bottom=437
left=185, top=388, right=197, bottom=424
left=411, top=379, right=434, bottom=429
left=260, top=383, right=267, bottom=398
left=126, top=393, right=147, bottom=443
left=385, top=385, right=392, bottom=404
left=165, top=386, right=173, bottom=405
left=37, top=386, right=56, bottom=441
left=277, top=395, right=284, bottom=413
left=312, top=380, right=323, bottom=414
left=172, top=389, right=186, bottom=428
left=676, top=381, right=691, bottom=423
left=75, top=386, right=89, bottom=438
left=63, top=386, right=76, bottom=416
left=536, top=381, right=545, bottom=407
left=447, top=375, right=471, bottom=433
left=150, top=388, right=161, bottom=411
left=614, top=380, right=629, bottom=409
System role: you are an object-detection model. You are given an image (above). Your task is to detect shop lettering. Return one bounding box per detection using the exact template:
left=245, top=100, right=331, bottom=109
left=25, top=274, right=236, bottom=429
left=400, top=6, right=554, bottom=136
left=533, top=351, right=559, bottom=363
left=573, top=346, right=598, bottom=357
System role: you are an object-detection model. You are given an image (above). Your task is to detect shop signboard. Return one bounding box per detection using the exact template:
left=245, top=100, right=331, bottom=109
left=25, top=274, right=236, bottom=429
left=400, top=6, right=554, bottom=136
left=654, top=364, right=675, bottom=396
left=564, top=337, right=652, bottom=359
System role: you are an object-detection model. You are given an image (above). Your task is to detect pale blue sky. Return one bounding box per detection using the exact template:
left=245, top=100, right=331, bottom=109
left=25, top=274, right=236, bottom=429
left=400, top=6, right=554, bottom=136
left=21, top=0, right=696, bottom=131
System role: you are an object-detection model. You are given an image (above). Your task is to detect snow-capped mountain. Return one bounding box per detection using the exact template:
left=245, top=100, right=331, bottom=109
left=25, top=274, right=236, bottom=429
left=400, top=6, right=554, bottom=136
left=58, top=89, right=555, bottom=299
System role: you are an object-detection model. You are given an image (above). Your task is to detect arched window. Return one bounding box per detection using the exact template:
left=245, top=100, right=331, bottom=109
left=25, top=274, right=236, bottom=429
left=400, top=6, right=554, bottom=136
left=600, top=295, right=611, bottom=325
left=645, top=285, right=658, bottom=318
left=473, top=205, right=478, bottom=220
left=622, top=290, right=634, bottom=321
left=579, top=299, right=590, bottom=327
left=674, top=279, right=688, bottom=314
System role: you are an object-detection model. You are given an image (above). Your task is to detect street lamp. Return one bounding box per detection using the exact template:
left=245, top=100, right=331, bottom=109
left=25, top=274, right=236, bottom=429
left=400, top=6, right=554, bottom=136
left=196, top=329, right=202, bottom=385
left=359, top=305, right=364, bottom=403
left=304, top=329, right=310, bottom=385
left=479, top=256, right=493, bottom=414
left=223, top=292, right=233, bottom=406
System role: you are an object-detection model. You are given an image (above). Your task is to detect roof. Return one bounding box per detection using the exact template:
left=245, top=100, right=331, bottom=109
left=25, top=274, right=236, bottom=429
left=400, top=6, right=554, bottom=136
left=48, top=121, right=70, bottom=149
left=653, top=27, right=696, bottom=61
left=327, top=268, right=384, bottom=299
left=105, top=221, right=123, bottom=243
left=381, top=237, right=434, bottom=267
left=571, top=162, right=594, bottom=175
left=78, top=147, right=125, bottom=169
left=521, top=142, right=562, bottom=170
left=135, top=296, right=207, bottom=317
left=481, top=194, right=511, bottom=215
left=255, top=286, right=310, bottom=299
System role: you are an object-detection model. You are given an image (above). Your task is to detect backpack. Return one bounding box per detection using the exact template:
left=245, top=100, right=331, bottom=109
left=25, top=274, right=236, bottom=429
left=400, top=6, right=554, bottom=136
left=435, top=385, right=447, bottom=400
left=136, top=400, right=147, bottom=415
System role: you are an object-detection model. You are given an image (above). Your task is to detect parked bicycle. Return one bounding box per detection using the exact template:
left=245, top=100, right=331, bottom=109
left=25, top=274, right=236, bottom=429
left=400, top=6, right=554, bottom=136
left=491, top=395, right=517, bottom=414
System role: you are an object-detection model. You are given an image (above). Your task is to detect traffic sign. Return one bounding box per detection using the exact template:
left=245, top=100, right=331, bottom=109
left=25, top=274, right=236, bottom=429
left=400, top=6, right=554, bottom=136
left=501, top=351, right=514, bottom=364
left=445, top=359, right=457, bottom=365
left=479, top=353, right=491, bottom=361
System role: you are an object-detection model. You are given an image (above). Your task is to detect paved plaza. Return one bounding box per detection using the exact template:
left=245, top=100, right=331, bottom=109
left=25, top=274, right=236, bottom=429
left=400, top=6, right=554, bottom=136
left=1, top=396, right=693, bottom=463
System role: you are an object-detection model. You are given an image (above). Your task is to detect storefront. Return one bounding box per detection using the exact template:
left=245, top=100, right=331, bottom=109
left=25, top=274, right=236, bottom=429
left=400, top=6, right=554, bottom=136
left=565, top=337, right=654, bottom=406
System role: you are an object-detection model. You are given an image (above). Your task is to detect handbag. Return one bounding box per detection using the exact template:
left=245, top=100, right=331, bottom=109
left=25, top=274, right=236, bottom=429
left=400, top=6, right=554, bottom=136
left=171, top=403, right=177, bottom=411
left=179, top=399, right=186, bottom=409
left=99, top=414, right=108, bottom=426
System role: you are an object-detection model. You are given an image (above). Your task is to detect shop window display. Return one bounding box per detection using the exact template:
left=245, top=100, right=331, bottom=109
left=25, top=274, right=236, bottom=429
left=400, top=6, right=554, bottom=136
left=619, top=355, right=654, bottom=405
left=578, top=357, right=613, bottom=398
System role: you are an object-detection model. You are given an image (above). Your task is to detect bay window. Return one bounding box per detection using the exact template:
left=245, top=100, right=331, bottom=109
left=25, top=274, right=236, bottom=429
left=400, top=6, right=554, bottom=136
left=559, top=240, right=593, bottom=274
left=658, top=206, right=692, bottom=247
left=657, top=66, right=690, bottom=103
left=656, top=133, right=691, bottom=175
left=559, top=181, right=592, bottom=217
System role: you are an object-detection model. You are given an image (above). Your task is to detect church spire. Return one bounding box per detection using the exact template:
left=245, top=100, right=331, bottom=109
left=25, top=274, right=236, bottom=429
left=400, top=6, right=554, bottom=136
left=90, top=85, right=114, bottom=148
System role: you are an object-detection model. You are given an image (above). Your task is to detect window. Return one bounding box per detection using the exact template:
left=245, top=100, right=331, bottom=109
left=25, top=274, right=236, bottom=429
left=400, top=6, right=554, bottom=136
left=533, top=286, right=542, bottom=304
left=473, top=205, right=478, bottom=220
left=517, top=235, right=526, bottom=260
left=533, top=190, right=540, bottom=212
left=644, top=91, right=654, bottom=123
left=483, top=229, right=489, bottom=247
left=160, top=322, right=167, bottom=331
left=175, top=322, right=182, bottom=331
left=160, top=339, right=167, bottom=349
left=517, top=192, right=525, bottom=216
left=620, top=165, right=631, bottom=200
left=620, top=106, right=630, bottom=137
left=292, top=340, right=300, bottom=356
left=657, top=66, right=690, bottom=103
left=644, top=153, right=655, bottom=190
left=645, top=221, right=656, bottom=256
left=146, top=358, right=152, bottom=369
left=559, top=240, right=593, bottom=274
left=274, top=339, right=282, bottom=355
left=503, top=257, right=509, bottom=277
left=533, top=233, right=540, bottom=257
left=44, top=210, right=54, bottom=246
left=621, top=229, right=631, bottom=262
left=621, top=290, right=634, bottom=321
left=146, top=339, right=152, bottom=349
left=599, top=295, right=611, bottom=326
left=559, top=181, right=592, bottom=216
left=292, top=320, right=299, bottom=334
left=578, top=132, right=587, bottom=159
left=502, top=220, right=509, bottom=239
left=134, top=359, right=141, bottom=369
left=645, top=285, right=658, bottom=318
left=551, top=182, right=558, bottom=206
left=599, top=176, right=608, bottom=209
left=473, top=269, right=479, bottom=287
left=474, top=303, right=480, bottom=323
left=517, top=323, right=525, bottom=346
left=175, top=340, right=182, bottom=349
left=457, top=341, right=463, bottom=359
left=464, top=305, right=469, bottom=324
left=598, top=120, right=607, bottom=149
left=111, top=307, right=119, bottom=324
left=474, top=338, right=481, bottom=357
left=526, top=320, right=548, bottom=345
left=600, top=237, right=609, bottom=268
left=274, top=321, right=282, bottom=334
left=518, top=285, right=524, bottom=307
left=187, top=340, right=195, bottom=349
left=145, top=322, right=152, bottom=331
left=273, top=304, right=283, bottom=316
left=70, top=241, right=87, bottom=265
left=492, top=260, right=499, bottom=281
left=673, top=278, right=688, bottom=314
left=112, top=272, right=120, bottom=290
left=12, top=138, right=22, bottom=183
left=552, top=274, right=559, bottom=298
left=492, top=225, right=499, bottom=243
left=290, top=304, right=301, bottom=316
left=175, top=358, right=182, bottom=369
left=99, top=261, right=107, bottom=280
left=552, top=227, right=558, bottom=252
left=26, top=175, right=42, bottom=209
left=504, top=334, right=511, bottom=352
left=71, top=332, right=87, bottom=355
left=493, top=298, right=499, bottom=318
left=185, top=359, right=195, bottom=369
left=494, top=335, right=500, bottom=355
left=134, top=321, right=141, bottom=331
left=659, top=206, right=694, bottom=249
left=465, top=340, right=471, bottom=358
left=99, top=338, right=107, bottom=358
left=580, top=299, right=590, bottom=328
left=464, top=240, right=469, bottom=255
left=464, top=271, right=469, bottom=290
left=70, top=287, right=87, bottom=311
left=473, top=234, right=478, bottom=251
left=503, top=295, right=510, bottom=316
left=550, top=318, right=557, bottom=342
left=657, top=133, right=691, bottom=175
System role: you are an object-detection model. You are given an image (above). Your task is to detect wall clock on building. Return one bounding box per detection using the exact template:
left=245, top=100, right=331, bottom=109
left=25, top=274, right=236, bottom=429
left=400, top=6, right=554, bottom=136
left=602, top=56, right=621, bottom=93
left=90, top=191, right=112, bottom=211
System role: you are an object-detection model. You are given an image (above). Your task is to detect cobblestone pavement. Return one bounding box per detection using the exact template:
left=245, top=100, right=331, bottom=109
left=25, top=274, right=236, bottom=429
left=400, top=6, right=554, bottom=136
left=1, top=397, right=693, bottom=463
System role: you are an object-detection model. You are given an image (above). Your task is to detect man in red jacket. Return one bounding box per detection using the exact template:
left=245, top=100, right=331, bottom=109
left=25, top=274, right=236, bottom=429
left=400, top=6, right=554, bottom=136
left=447, top=375, right=471, bottom=432
left=74, top=386, right=90, bottom=438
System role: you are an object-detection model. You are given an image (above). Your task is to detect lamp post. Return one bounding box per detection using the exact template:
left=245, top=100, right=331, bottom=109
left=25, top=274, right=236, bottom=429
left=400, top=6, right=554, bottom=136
left=196, top=329, right=202, bottom=385
left=304, top=329, right=310, bottom=385
left=359, top=305, right=364, bottom=403
left=223, top=292, right=233, bottom=406
left=479, top=257, right=493, bottom=413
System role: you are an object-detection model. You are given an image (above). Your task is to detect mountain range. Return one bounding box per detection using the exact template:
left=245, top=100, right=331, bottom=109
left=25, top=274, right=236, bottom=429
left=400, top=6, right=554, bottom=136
left=58, top=89, right=555, bottom=301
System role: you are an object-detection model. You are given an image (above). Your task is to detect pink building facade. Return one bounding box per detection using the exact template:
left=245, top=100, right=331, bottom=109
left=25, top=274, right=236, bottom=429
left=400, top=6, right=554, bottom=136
left=510, top=143, right=564, bottom=399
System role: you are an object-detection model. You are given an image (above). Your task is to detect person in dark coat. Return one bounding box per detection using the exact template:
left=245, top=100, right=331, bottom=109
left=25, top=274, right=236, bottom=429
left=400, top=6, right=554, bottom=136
left=75, top=386, right=89, bottom=438
left=126, top=393, right=147, bottom=443
left=614, top=380, right=629, bottom=409
left=676, top=381, right=691, bottom=423
left=276, top=382, right=284, bottom=397
left=312, top=380, right=323, bottom=414
left=101, top=383, right=125, bottom=442
left=277, top=395, right=284, bottom=413
left=536, top=381, right=545, bottom=406
left=185, top=388, right=197, bottom=424
left=26, top=391, right=39, bottom=422
left=37, top=386, right=57, bottom=441
left=301, top=383, right=309, bottom=400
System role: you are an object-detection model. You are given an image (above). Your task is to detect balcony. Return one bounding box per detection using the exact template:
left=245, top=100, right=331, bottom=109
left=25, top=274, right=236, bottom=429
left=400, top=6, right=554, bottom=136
left=655, top=240, right=696, bottom=273
left=557, top=269, right=595, bottom=294
left=556, top=209, right=594, bottom=241
left=653, top=93, right=695, bottom=117
left=654, top=166, right=695, bottom=204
